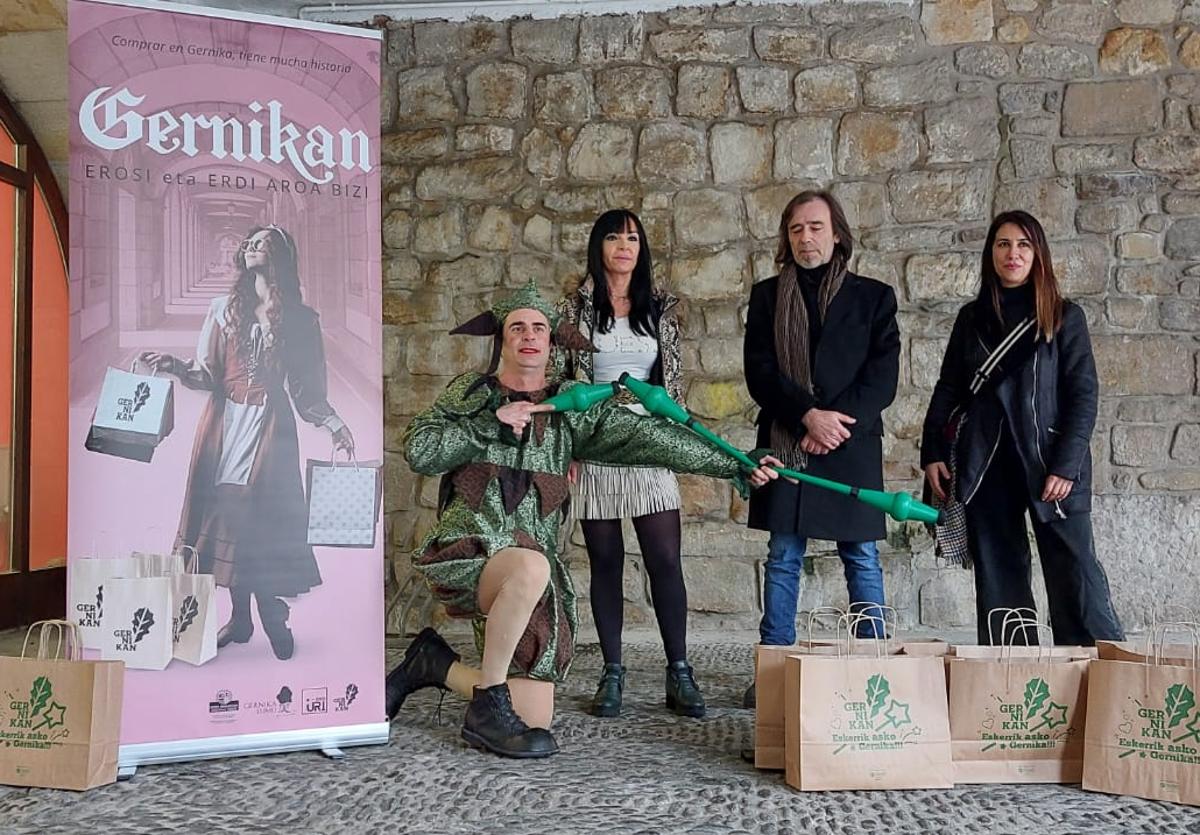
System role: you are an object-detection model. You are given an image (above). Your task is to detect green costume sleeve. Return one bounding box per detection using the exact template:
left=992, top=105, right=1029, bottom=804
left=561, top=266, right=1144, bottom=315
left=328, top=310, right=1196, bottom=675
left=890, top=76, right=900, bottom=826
left=567, top=395, right=746, bottom=491
left=403, top=373, right=502, bottom=475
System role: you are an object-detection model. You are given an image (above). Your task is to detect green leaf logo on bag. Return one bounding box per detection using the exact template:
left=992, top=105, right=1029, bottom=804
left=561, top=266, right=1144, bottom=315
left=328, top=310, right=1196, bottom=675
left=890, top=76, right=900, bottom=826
left=866, top=674, right=890, bottom=719
left=831, top=672, right=920, bottom=756
left=28, top=677, right=51, bottom=718
left=1023, top=677, right=1050, bottom=718
left=0, top=676, right=67, bottom=750
left=1166, top=684, right=1195, bottom=729
left=174, top=595, right=199, bottom=642
left=113, top=607, right=156, bottom=652
left=1113, top=682, right=1200, bottom=763
left=977, top=676, right=1074, bottom=754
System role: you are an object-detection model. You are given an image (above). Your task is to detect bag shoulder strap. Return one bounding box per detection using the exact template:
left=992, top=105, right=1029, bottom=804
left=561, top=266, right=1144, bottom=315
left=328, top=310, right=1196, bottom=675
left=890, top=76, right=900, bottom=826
left=968, top=315, right=1037, bottom=396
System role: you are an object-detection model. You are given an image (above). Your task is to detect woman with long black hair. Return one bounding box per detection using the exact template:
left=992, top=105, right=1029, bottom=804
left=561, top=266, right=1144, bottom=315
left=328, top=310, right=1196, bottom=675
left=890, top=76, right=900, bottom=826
left=557, top=209, right=705, bottom=718
left=143, top=225, right=353, bottom=661
left=921, top=210, right=1123, bottom=646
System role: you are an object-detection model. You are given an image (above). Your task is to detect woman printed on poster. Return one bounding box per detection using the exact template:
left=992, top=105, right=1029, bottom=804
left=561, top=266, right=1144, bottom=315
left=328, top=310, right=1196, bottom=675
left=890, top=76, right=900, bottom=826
left=142, top=225, right=354, bottom=661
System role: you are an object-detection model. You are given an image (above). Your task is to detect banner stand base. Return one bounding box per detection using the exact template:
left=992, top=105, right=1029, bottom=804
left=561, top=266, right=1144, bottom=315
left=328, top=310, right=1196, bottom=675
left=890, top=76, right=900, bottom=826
left=117, top=722, right=389, bottom=776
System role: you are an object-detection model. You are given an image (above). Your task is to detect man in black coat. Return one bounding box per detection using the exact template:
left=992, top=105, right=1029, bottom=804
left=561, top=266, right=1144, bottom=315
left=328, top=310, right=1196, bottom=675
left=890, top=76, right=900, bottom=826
left=743, top=190, right=900, bottom=689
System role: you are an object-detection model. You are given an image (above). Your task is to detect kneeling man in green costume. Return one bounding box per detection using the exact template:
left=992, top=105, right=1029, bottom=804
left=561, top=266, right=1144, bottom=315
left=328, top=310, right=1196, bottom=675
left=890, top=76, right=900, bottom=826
left=384, top=280, right=778, bottom=758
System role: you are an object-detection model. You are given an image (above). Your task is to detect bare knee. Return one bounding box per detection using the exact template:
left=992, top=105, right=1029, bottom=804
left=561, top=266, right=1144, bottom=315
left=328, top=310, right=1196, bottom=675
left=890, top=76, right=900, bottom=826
left=506, top=548, right=550, bottom=601
left=480, top=547, right=551, bottom=613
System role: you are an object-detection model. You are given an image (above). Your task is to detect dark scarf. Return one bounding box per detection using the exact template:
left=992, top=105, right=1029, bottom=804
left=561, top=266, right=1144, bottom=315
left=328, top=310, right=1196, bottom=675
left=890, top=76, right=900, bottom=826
left=771, top=256, right=847, bottom=467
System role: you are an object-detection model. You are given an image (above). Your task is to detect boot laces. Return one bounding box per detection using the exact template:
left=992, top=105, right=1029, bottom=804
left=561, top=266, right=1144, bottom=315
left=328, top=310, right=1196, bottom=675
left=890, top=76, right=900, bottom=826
left=490, top=687, right=531, bottom=735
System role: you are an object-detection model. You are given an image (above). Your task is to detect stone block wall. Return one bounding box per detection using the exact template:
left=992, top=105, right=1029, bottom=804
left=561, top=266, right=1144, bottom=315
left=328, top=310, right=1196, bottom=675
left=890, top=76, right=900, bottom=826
left=380, top=0, right=1200, bottom=635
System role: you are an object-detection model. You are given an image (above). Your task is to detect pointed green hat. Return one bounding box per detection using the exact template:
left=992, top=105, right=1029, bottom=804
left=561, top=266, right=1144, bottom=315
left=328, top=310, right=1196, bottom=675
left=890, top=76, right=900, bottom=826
left=450, top=279, right=594, bottom=374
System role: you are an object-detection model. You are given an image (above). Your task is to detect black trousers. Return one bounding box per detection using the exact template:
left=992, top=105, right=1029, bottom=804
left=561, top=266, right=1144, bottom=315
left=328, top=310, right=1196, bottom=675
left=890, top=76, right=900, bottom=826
left=965, top=427, right=1124, bottom=646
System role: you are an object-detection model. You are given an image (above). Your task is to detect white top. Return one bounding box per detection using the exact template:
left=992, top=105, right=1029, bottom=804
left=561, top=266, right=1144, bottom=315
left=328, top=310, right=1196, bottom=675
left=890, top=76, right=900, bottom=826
left=591, top=317, right=659, bottom=414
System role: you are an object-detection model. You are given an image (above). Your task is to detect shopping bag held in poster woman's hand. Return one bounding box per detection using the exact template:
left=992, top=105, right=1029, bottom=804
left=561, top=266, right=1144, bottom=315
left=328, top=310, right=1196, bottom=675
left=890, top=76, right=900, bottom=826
left=84, top=358, right=175, bottom=463
left=305, top=443, right=382, bottom=548
left=0, top=621, right=124, bottom=791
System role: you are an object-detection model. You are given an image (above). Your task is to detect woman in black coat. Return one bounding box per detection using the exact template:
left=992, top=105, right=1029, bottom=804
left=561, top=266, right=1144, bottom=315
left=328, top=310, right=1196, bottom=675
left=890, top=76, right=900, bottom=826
left=921, top=210, right=1123, bottom=646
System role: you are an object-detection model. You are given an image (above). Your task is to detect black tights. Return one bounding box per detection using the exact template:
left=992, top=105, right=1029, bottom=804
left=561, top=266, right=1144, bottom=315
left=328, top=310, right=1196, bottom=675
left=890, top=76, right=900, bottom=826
left=581, top=509, right=688, bottom=666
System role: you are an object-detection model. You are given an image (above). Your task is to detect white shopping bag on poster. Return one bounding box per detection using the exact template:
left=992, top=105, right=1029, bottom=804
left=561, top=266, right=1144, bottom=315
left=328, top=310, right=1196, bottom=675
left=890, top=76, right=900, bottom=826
left=67, top=556, right=142, bottom=649
left=98, top=577, right=174, bottom=671
left=169, top=549, right=218, bottom=666
left=85, top=364, right=175, bottom=463
left=306, top=456, right=382, bottom=547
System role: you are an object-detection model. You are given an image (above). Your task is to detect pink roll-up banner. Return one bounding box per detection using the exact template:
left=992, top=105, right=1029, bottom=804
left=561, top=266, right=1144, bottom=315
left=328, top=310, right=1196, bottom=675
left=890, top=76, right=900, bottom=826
left=67, top=0, right=386, bottom=768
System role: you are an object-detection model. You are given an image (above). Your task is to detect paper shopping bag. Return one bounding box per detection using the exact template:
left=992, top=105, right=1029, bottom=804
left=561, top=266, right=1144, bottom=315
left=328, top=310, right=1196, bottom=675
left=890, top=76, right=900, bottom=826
left=169, top=549, right=218, bottom=666
left=67, top=556, right=142, bottom=649
left=98, top=576, right=174, bottom=671
left=784, top=653, right=953, bottom=790
left=949, top=655, right=1090, bottom=783
left=84, top=363, right=175, bottom=463
left=0, top=621, right=124, bottom=791
left=754, top=642, right=835, bottom=770
left=1083, top=655, right=1200, bottom=805
left=753, top=605, right=903, bottom=770
left=305, top=456, right=383, bottom=547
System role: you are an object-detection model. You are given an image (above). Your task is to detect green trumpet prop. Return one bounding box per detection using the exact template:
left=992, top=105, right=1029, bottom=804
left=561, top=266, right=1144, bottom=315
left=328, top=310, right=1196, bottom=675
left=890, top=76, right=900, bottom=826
left=500, top=381, right=620, bottom=446
left=541, top=381, right=621, bottom=412
left=617, top=373, right=943, bottom=526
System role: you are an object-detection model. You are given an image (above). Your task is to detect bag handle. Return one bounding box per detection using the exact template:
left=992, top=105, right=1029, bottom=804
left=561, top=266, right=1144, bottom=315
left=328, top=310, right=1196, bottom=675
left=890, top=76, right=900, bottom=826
left=999, top=621, right=1056, bottom=688
left=804, top=606, right=846, bottom=644
left=835, top=608, right=895, bottom=658
left=177, top=544, right=200, bottom=575
left=328, top=437, right=359, bottom=470
left=21, top=620, right=84, bottom=661
left=129, top=356, right=162, bottom=378
left=1145, top=621, right=1200, bottom=669
left=987, top=607, right=1040, bottom=646
left=1140, top=622, right=1200, bottom=695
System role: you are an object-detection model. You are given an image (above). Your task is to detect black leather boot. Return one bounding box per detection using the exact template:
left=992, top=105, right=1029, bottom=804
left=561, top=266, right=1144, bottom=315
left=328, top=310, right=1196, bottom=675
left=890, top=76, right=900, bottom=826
left=385, top=627, right=460, bottom=721
left=589, top=663, right=625, bottom=718
left=665, top=660, right=706, bottom=718
left=462, top=683, right=559, bottom=759
left=217, top=587, right=253, bottom=648
left=255, top=594, right=294, bottom=661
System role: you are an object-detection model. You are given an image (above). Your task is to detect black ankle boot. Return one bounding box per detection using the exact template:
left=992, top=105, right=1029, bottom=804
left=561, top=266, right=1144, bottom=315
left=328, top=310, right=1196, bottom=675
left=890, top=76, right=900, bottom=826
left=385, top=627, right=460, bottom=721
left=255, top=594, right=293, bottom=661
left=589, top=663, right=625, bottom=718
left=462, top=683, right=559, bottom=759
left=665, top=660, right=706, bottom=718
left=217, top=588, right=253, bottom=648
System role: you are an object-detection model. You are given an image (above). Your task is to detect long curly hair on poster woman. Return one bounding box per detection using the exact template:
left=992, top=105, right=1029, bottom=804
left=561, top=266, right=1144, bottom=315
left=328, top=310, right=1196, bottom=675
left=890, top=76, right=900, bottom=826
left=142, top=224, right=354, bottom=661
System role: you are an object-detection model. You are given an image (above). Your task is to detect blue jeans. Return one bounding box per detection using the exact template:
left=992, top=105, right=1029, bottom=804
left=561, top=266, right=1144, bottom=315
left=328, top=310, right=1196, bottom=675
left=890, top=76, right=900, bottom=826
left=759, top=534, right=886, bottom=643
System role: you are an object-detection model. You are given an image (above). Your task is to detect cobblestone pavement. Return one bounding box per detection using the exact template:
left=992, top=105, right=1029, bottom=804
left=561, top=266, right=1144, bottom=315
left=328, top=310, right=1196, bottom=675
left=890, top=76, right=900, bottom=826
left=2, top=637, right=1199, bottom=834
